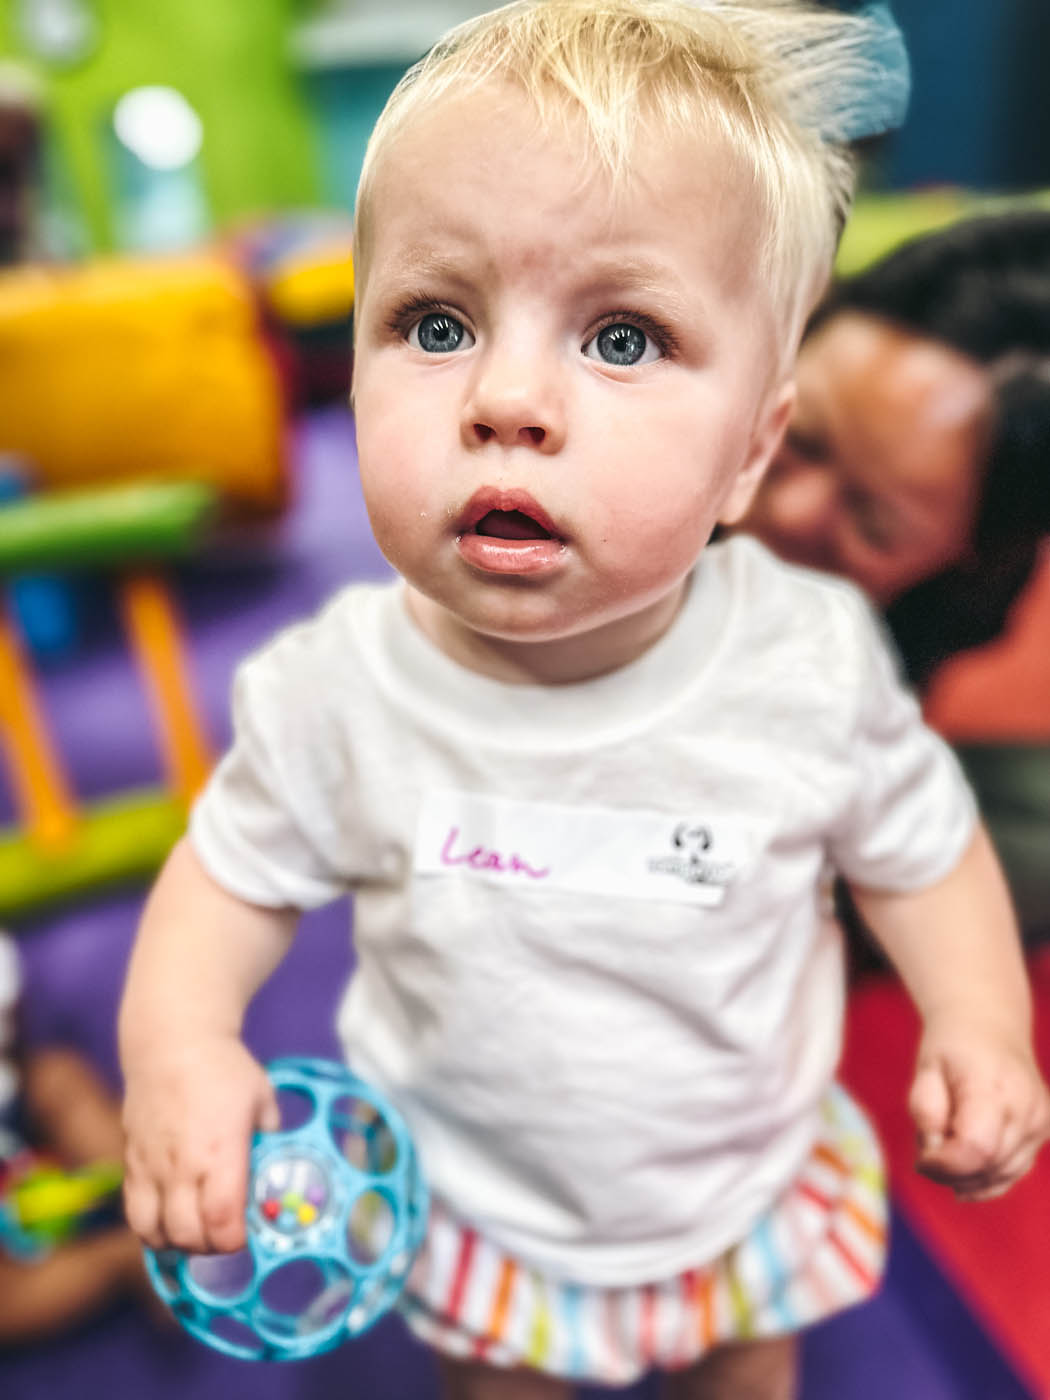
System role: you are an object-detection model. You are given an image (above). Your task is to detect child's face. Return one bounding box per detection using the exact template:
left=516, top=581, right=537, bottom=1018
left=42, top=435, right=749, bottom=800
left=352, top=85, right=792, bottom=675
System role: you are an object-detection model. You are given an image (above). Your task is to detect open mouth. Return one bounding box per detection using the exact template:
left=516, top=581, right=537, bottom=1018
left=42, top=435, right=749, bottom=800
left=458, top=489, right=563, bottom=542
left=456, top=490, right=566, bottom=574
left=472, top=509, right=553, bottom=541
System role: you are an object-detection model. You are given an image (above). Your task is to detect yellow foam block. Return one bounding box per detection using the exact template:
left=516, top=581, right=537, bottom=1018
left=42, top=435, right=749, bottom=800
left=0, top=254, right=289, bottom=510
left=264, top=246, right=354, bottom=327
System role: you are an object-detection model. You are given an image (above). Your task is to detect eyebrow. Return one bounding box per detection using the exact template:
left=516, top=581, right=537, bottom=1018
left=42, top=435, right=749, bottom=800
left=381, top=247, right=690, bottom=303
left=579, top=257, right=685, bottom=293
left=554, top=251, right=702, bottom=315
left=378, top=247, right=475, bottom=291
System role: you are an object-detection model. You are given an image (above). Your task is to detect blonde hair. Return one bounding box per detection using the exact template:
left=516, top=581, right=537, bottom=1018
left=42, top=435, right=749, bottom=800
left=355, top=0, right=896, bottom=352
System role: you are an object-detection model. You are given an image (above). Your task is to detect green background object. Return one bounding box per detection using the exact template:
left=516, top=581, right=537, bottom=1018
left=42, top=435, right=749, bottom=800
left=0, top=0, right=323, bottom=251
left=0, top=788, right=189, bottom=920
left=0, top=481, right=218, bottom=574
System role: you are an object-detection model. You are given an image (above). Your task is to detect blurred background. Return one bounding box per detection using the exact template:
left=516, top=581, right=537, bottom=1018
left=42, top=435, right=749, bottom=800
left=1, top=0, right=1050, bottom=260
left=0, top=3, right=1048, bottom=1399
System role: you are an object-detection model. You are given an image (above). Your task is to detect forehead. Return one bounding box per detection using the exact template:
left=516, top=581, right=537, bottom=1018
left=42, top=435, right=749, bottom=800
left=800, top=312, right=991, bottom=498
left=357, top=83, right=765, bottom=304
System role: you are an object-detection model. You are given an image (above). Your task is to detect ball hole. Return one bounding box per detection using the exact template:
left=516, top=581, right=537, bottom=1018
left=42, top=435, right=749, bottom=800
left=207, top=1311, right=265, bottom=1358
left=257, top=1257, right=355, bottom=1344
left=258, top=1257, right=327, bottom=1316
left=295, top=1274, right=356, bottom=1337
left=186, top=1249, right=255, bottom=1301
left=274, top=1085, right=316, bottom=1132
left=348, top=1189, right=395, bottom=1265
left=329, top=1094, right=399, bottom=1174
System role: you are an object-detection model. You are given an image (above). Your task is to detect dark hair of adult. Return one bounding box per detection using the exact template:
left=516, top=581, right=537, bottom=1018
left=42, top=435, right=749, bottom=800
left=812, top=209, right=1050, bottom=685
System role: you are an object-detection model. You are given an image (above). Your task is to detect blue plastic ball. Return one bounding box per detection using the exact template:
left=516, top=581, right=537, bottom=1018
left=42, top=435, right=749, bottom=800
left=145, top=1057, right=428, bottom=1360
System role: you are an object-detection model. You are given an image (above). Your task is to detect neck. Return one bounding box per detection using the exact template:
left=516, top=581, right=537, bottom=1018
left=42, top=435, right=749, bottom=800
left=404, top=583, right=690, bottom=685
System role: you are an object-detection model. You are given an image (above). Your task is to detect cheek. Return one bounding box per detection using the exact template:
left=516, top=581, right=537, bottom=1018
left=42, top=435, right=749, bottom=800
left=586, top=470, right=720, bottom=585
left=354, top=423, right=423, bottom=561
left=356, top=361, right=460, bottom=469
left=355, top=386, right=434, bottom=511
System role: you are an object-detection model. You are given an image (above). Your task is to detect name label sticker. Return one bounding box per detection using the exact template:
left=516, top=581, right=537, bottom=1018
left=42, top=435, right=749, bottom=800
left=414, top=790, right=755, bottom=907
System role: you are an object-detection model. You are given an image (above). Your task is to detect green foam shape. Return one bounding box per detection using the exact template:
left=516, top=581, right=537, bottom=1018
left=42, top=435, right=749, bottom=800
left=0, top=481, right=218, bottom=575
left=0, top=789, right=188, bottom=920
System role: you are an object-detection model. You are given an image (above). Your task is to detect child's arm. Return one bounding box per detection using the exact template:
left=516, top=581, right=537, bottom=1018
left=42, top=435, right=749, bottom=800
left=22, top=1047, right=124, bottom=1166
left=851, top=823, right=1050, bottom=1199
left=118, top=837, right=298, bottom=1254
left=0, top=1230, right=148, bottom=1345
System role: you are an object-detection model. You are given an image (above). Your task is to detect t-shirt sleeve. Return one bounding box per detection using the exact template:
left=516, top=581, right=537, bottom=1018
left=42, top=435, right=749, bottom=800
left=827, top=593, right=978, bottom=892
left=190, top=618, right=353, bottom=911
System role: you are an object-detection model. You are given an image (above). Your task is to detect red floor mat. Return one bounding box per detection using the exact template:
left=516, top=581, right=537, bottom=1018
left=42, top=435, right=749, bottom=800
left=841, top=947, right=1050, bottom=1397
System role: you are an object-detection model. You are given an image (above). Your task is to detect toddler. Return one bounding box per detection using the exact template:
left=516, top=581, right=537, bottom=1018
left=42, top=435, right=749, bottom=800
left=0, top=933, right=150, bottom=1343
left=119, top=3, right=1050, bottom=1397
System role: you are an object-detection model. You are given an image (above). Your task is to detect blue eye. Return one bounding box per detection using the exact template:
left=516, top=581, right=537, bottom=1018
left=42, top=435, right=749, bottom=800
left=410, top=312, right=474, bottom=353
left=583, top=322, right=658, bottom=367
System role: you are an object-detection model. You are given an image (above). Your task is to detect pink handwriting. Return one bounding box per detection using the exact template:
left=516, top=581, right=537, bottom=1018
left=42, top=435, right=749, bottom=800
left=440, top=826, right=550, bottom=880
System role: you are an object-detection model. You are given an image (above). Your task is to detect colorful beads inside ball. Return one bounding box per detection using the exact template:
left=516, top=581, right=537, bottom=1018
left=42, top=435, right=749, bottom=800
left=144, top=1058, right=428, bottom=1360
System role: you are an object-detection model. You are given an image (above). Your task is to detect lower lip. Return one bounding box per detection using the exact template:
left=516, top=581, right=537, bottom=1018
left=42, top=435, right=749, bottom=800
left=457, top=533, right=567, bottom=575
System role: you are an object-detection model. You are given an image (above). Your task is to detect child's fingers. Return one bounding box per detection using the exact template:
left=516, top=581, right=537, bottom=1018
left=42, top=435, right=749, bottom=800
left=908, top=1062, right=952, bottom=1147
left=911, top=1042, right=1050, bottom=1196
left=954, top=1141, right=1041, bottom=1200
left=972, top=1110, right=1050, bottom=1192
left=913, top=1067, right=1007, bottom=1180
left=190, top=1078, right=278, bottom=1252
left=199, top=1146, right=251, bottom=1253
left=946, top=1086, right=1007, bottom=1165
left=162, top=1178, right=211, bottom=1254
left=919, top=1094, right=1047, bottom=1197
left=124, top=1171, right=164, bottom=1249
left=257, top=1088, right=282, bottom=1135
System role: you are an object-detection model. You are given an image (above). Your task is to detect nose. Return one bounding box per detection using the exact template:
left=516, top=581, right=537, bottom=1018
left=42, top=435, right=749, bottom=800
left=461, top=339, right=566, bottom=454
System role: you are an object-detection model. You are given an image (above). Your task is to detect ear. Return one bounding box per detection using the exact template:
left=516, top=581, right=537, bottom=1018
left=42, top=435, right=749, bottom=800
left=718, top=378, right=796, bottom=526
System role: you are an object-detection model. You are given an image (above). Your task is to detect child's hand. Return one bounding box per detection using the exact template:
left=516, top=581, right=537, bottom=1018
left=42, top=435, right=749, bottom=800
left=122, top=1034, right=279, bottom=1254
left=909, top=1014, right=1050, bottom=1200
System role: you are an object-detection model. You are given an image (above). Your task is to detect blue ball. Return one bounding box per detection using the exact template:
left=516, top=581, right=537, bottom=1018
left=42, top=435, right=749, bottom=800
left=145, top=1057, right=428, bottom=1360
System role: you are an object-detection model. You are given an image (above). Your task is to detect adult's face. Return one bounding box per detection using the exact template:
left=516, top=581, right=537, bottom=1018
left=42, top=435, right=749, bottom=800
left=739, top=311, right=991, bottom=606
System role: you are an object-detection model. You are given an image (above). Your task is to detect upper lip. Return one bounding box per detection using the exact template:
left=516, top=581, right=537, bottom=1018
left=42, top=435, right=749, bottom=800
left=456, top=488, right=564, bottom=539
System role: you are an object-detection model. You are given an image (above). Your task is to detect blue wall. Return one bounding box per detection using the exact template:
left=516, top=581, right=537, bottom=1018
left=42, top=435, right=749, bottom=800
left=295, top=3, right=1050, bottom=213
left=883, top=0, right=1050, bottom=190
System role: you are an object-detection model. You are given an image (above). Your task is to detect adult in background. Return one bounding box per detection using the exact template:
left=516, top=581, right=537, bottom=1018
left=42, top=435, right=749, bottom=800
left=739, top=208, right=1050, bottom=936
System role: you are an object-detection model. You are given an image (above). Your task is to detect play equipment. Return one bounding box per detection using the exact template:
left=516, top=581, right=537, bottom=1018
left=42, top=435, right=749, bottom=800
left=233, top=213, right=356, bottom=406
left=0, top=479, right=219, bottom=916
left=0, top=253, right=290, bottom=510
left=0, top=231, right=363, bottom=917
left=0, top=604, right=78, bottom=853
left=145, top=1058, right=428, bottom=1361
left=0, top=1152, right=124, bottom=1259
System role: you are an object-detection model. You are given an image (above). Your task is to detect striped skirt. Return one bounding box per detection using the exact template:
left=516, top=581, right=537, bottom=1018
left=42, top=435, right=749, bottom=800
left=398, top=1084, right=887, bottom=1386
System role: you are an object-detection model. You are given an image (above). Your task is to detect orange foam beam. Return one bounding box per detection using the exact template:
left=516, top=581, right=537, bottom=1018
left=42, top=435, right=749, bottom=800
left=0, top=601, right=79, bottom=850
left=119, top=572, right=213, bottom=808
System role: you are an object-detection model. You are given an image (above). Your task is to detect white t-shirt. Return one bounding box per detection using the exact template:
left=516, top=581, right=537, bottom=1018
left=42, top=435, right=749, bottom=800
left=191, top=536, right=976, bottom=1285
